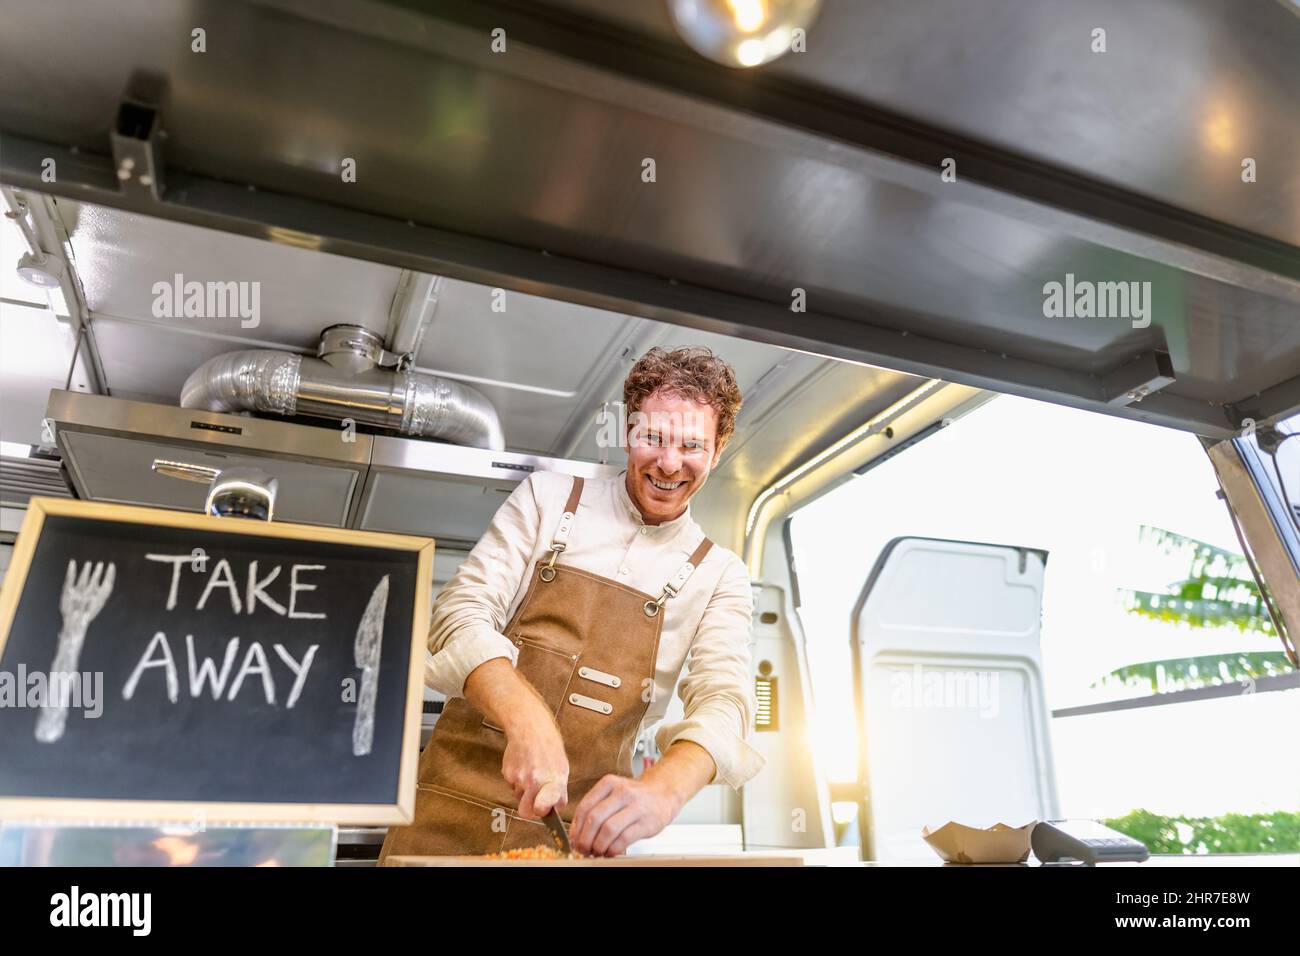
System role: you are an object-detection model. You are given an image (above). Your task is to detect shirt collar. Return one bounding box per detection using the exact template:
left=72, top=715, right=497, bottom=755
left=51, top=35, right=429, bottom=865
left=616, top=469, right=693, bottom=531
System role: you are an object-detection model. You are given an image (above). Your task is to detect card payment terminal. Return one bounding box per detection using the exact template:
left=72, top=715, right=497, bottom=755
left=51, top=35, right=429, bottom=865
left=1031, top=820, right=1150, bottom=865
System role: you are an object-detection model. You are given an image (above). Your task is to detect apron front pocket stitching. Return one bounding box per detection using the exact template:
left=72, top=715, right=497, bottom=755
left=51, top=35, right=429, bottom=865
left=482, top=637, right=577, bottom=731
left=417, top=782, right=504, bottom=815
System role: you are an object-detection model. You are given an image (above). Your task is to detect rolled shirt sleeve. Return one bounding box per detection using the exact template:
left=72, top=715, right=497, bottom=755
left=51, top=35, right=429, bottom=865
left=654, top=555, right=766, bottom=790
left=423, top=474, right=541, bottom=698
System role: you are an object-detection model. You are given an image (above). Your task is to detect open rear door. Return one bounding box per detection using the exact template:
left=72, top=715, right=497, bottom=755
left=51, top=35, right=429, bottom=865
left=849, top=537, right=1059, bottom=861
left=1201, top=417, right=1300, bottom=666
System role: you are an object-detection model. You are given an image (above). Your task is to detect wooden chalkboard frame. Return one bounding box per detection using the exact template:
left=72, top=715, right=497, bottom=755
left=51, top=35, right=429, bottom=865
left=0, top=497, right=434, bottom=826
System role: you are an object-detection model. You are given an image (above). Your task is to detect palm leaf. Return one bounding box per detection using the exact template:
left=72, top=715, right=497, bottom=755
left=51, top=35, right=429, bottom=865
left=1094, top=651, right=1292, bottom=692
left=1135, top=526, right=1252, bottom=578
left=1123, top=589, right=1273, bottom=634
left=1101, top=526, right=1293, bottom=690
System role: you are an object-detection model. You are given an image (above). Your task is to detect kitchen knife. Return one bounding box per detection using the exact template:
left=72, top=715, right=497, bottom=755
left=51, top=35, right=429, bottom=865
left=542, top=807, right=573, bottom=855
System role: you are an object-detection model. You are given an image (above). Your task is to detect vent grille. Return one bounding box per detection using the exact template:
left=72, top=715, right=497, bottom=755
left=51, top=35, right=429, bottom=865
left=0, top=454, right=71, bottom=507
left=755, top=674, right=778, bottom=731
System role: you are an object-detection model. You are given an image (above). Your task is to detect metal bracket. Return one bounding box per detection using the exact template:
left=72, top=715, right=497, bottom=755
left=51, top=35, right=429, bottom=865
left=1101, top=351, right=1176, bottom=407
left=110, top=74, right=168, bottom=201
left=1254, top=425, right=1289, bottom=457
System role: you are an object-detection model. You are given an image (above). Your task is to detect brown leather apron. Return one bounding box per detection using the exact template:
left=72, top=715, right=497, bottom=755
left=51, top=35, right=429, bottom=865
left=379, top=475, right=714, bottom=860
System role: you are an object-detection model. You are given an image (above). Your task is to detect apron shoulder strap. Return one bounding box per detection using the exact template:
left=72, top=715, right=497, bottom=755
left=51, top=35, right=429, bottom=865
left=682, top=536, right=715, bottom=580
left=562, top=475, right=585, bottom=514
left=549, top=475, right=584, bottom=549
left=540, top=475, right=583, bottom=580
left=644, top=536, right=714, bottom=618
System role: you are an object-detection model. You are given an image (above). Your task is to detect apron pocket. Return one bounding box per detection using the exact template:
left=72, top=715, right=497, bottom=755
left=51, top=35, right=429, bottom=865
left=482, top=637, right=578, bottom=732
left=382, top=784, right=511, bottom=860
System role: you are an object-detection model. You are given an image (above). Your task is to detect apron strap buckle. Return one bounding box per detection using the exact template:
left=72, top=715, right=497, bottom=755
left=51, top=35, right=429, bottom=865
left=642, top=538, right=715, bottom=617
left=644, top=589, right=670, bottom=617
left=540, top=489, right=581, bottom=583
left=540, top=543, right=565, bottom=582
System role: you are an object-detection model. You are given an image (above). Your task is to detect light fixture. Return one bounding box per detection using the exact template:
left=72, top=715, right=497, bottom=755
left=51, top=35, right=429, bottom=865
left=15, top=250, right=64, bottom=289
left=13, top=251, right=71, bottom=317
left=665, top=0, right=822, bottom=68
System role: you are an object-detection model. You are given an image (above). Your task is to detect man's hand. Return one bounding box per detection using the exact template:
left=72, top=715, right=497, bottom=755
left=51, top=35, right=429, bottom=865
left=502, top=714, right=569, bottom=819
left=570, top=774, right=678, bottom=857
left=570, top=740, right=716, bottom=856
left=463, top=658, right=569, bottom=818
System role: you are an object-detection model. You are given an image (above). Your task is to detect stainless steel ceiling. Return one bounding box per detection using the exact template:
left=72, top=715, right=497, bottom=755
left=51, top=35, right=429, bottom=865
left=52, top=198, right=881, bottom=464
left=0, top=0, right=1297, bottom=437
left=554, top=0, right=1300, bottom=247
left=8, top=192, right=924, bottom=552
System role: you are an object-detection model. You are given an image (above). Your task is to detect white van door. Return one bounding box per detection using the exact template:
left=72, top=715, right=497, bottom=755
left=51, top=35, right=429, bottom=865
left=849, top=536, right=1059, bottom=861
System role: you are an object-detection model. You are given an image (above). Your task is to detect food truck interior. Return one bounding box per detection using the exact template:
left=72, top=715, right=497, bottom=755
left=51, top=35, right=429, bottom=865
left=0, top=0, right=1297, bottom=865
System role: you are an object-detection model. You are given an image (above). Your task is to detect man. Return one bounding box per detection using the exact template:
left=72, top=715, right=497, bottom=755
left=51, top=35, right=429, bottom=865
left=379, top=346, right=764, bottom=861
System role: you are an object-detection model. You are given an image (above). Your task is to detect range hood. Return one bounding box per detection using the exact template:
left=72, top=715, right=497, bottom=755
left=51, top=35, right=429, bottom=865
left=45, top=390, right=616, bottom=544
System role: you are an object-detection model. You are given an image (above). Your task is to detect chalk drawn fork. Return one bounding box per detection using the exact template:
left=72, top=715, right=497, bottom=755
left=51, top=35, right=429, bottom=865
left=36, top=560, right=116, bottom=743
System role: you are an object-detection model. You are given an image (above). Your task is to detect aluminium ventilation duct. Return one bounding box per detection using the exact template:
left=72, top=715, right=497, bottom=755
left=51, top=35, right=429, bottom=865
left=180, top=324, right=505, bottom=450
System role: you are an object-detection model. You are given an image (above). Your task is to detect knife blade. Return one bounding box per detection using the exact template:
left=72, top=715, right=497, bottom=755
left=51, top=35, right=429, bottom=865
left=542, top=807, right=573, bottom=855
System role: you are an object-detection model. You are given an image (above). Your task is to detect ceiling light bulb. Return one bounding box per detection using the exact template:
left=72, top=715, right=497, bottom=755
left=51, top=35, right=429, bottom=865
left=666, top=0, right=822, bottom=68
left=729, top=0, right=766, bottom=32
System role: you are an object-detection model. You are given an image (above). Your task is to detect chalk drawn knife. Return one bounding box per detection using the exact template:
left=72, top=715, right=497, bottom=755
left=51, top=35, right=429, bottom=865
left=351, top=575, right=389, bottom=757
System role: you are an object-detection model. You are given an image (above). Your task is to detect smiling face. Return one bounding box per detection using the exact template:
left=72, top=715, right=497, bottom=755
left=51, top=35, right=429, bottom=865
left=625, top=389, right=724, bottom=525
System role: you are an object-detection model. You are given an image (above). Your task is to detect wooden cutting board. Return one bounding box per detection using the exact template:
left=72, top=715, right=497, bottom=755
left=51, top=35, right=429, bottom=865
left=385, top=854, right=802, bottom=867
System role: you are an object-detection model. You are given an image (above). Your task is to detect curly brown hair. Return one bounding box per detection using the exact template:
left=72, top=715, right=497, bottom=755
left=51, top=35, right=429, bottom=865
left=623, top=346, right=743, bottom=451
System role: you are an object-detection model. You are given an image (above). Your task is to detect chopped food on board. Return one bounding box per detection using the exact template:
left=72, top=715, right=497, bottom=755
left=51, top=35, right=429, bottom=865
left=483, top=845, right=583, bottom=860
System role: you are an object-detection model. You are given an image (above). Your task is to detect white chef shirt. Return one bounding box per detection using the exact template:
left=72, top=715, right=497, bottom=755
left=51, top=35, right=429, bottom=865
left=423, top=468, right=765, bottom=790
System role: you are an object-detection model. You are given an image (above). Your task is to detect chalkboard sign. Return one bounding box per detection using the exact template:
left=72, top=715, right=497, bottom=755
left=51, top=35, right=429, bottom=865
left=0, top=497, right=433, bottom=825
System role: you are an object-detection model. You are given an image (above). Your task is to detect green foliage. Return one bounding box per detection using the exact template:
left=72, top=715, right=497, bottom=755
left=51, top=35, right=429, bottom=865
left=1133, top=526, right=1249, bottom=577
left=1104, top=808, right=1300, bottom=855
left=1122, top=526, right=1271, bottom=635
left=1096, top=526, right=1291, bottom=691
left=1124, top=589, right=1273, bottom=635
left=1101, top=651, right=1292, bottom=692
